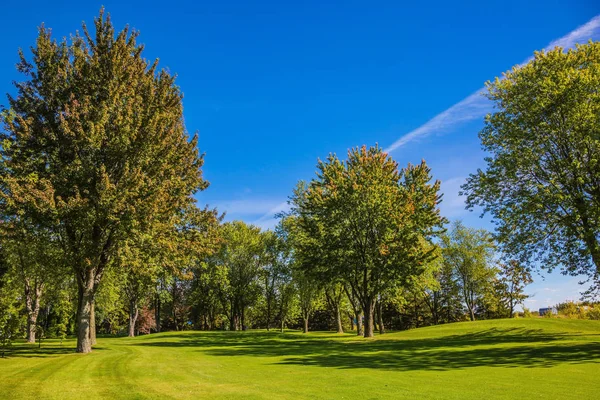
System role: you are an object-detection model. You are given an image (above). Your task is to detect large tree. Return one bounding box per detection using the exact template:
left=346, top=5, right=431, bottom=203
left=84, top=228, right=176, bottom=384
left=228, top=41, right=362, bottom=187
left=462, top=42, right=600, bottom=286
left=0, top=11, right=207, bottom=352
left=291, top=145, right=445, bottom=337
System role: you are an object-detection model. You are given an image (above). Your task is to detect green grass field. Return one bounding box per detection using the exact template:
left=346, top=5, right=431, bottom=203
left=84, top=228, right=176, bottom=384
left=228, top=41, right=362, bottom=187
left=1, top=318, right=599, bottom=399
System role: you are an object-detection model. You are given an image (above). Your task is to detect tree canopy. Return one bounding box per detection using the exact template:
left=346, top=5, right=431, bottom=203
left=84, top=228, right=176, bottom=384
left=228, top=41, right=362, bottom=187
left=288, top=145, right=446, bottom=336
left=462, top=42, right=600, bottom=285
left=0, top=9, right=209, bottom=352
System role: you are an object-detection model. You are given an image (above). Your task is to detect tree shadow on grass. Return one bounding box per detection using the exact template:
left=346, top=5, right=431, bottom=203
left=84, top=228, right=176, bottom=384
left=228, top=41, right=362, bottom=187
left=134, top=327, right=600, bottom=371
left=3, top=344, right=106, bottom=358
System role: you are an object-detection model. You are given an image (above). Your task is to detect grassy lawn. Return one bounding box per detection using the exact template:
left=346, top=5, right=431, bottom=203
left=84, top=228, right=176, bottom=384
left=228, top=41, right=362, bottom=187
left=1, top=318, right=599, bottom=399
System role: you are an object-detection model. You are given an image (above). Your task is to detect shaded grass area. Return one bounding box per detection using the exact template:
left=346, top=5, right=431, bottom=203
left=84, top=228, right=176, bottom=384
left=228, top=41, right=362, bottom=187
left=1, top=318, right=599, bottom=399
left=135, top=326, right=600, bottom=371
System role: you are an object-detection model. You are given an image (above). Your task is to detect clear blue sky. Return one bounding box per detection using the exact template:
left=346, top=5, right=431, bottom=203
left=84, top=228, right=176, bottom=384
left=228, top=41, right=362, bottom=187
left=1, top=0, right=599, bottom=308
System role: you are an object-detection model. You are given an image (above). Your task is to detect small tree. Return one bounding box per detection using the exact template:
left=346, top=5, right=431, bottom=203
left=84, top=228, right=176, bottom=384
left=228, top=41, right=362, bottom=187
left=294, top=268, right=322, bottom=333
left=442, top=221, right=496, bottom=321
left=497, top=260, right=533, bottom=318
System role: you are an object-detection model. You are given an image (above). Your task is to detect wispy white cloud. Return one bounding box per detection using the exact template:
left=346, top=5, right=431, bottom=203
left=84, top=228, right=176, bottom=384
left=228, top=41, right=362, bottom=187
left=251, top=201, right=290, bottom=231
left=385, top=15, right=600, bottom=153
left=439, top=176, right=470, bottom=218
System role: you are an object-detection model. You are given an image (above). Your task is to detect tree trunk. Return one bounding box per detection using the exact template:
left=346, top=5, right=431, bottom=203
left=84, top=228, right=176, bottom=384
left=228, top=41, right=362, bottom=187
left=25, top=282, right=42, bottom=344
left=344, top=285, right=362, bottom=336
left=128, top=298, right=139, bottom=337
left=266, top=300, right=271, bottom=331
left=229, top=299, right=235, bottom=331
left=356, top=312, right=364, bottom=336
left=377, top=300, right=385, bottom=335
left=76, top=274, right=95, bottom=353
left=26, top=319, right=37, bottom=344
left=363, top=298, right=375, bottom=338
left=303, top=315, right=309, bottom=333
left=155, top=296, right=161, bottom=333
left=241, top=305, right=246, bottom=331
left=89, top=301, right=96, bottom=345
left=335, top=305, right=343, bottom=334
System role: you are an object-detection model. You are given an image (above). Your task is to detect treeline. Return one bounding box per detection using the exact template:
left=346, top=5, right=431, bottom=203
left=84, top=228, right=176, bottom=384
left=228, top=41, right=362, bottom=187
left=0, top=211, right=534, bottom=346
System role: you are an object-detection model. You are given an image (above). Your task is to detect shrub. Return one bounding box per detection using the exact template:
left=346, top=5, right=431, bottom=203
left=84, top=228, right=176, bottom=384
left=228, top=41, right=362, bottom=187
left=587, top=306, right=600, bottom=321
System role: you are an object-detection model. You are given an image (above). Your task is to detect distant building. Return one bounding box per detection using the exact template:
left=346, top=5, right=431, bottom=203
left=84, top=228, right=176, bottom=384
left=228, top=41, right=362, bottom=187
left=539, top=307, right=555, bottom=316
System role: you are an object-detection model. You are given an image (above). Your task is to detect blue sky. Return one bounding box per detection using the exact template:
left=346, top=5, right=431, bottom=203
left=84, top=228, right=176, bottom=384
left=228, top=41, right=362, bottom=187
left=1, top=0, right=599, bottom=308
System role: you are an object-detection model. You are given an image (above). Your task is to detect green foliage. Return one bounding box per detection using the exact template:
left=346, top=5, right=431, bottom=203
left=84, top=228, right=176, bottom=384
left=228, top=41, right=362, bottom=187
left=210, top=221, right=265, bottom=330
left=554, top=301, right=600, bottom=320
left=462, top=41, right=600, bottom=282
left=496, top=261, right=533, bottom=317
left=0, top=271, right=23, bottom=357
left=0, top=9, right=210, bottom=352
left=441, top=221, right=496, bottom=321
left=95, top=266, right=127, bottom=334
left=587, top=306, right=600, bottom=320
left=289, top=145, right=445, bottom=336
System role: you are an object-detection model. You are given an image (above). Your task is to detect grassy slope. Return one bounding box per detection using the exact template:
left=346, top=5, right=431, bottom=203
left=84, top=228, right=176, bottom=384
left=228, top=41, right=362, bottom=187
left=1, top=318, right=599, bottom=399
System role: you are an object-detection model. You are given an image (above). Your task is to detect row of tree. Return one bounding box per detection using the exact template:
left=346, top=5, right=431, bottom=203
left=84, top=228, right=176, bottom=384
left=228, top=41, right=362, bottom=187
left=0, top=210, right=533, bottom=347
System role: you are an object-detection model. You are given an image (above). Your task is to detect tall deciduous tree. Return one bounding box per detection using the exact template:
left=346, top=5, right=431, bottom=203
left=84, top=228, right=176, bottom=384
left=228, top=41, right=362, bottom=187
left=214, top=221, right=263, bottom=331
left=497, top=260, right=533, bottom=318
left=0, top=10, right=207, bottom=352
left=462, top=42, right=600, bottom=286
left=291, top=145, right=445, bottom=337
left=441, top=222, right=496, bottom=321
left=294, top=268, right=322, bottom=334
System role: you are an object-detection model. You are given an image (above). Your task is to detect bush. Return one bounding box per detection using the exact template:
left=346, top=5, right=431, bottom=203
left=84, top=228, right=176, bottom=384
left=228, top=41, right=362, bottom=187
left=587, top=306, right=600, bottom=321
left=556, top=302, right=580, bottom=318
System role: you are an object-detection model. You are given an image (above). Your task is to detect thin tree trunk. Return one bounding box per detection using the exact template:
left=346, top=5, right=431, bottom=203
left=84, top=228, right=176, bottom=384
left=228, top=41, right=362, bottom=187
left=89, top=300, right=96, bottom=345
left=468, top=289, right=475, bottom=321
left=265, top=275, right=272, bottom=331
left=172, top=282, right=178, bottom=331
left=128, top=298, right=139, bottom=337
left=266, top=299, right=271, bottom=331
left=344, top=285, right=362, bottom=336
left=335, top=305, right=343, bottom=334
left=241, top=305, right=246, bottom=331
left=155, top=296, right=161, bottom=333
left=303, top=316, right=309, bottom=333
left=229, top=299, right=236, bottom=331
left=377, top=300, right=385, bottom=335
